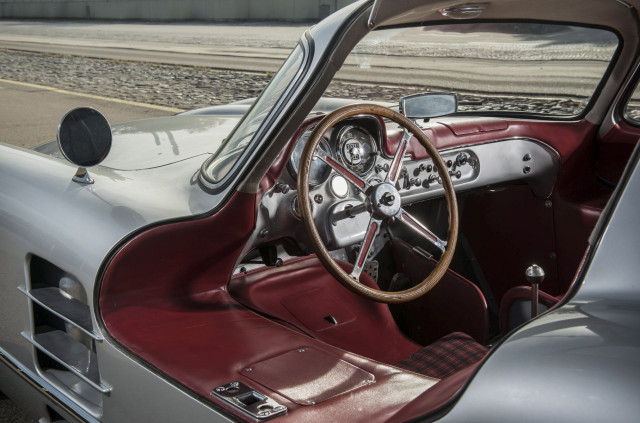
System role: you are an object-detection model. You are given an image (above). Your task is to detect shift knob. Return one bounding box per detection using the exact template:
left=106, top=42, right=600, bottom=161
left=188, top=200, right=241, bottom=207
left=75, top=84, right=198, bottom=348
left=525, top=264, right=544, bottom=318
left=525, top=264, right=545, bottom=286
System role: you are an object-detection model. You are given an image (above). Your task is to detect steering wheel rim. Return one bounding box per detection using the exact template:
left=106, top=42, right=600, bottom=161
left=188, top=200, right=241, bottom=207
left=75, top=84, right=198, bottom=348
left=297, top=103, right=458, bottom=304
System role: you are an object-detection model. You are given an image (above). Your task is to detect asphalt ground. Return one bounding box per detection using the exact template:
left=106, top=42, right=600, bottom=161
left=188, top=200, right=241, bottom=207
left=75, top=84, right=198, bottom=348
left=0, top=391, right=34, bottom=423
left=0, top=79, right=175, bottom=148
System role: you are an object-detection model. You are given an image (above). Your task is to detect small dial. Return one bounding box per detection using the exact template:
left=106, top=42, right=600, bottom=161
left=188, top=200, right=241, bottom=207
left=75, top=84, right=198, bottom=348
left=336, top=126, right=377, bottom=176
left=288, top=129, right=331, bottom=186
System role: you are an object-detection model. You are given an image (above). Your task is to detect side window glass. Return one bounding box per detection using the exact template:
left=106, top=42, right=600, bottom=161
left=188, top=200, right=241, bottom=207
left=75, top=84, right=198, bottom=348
left=624, top=81, right=640, bottom=124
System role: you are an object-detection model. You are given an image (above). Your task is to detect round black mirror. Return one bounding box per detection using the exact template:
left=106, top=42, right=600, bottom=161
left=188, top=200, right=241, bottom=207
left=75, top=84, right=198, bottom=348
left=57, top=107, right=112, bottom=167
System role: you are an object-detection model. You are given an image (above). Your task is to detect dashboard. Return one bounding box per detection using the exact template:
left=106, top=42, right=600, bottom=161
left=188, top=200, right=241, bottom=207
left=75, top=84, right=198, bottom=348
left=255, top=114, right=560, bottom=255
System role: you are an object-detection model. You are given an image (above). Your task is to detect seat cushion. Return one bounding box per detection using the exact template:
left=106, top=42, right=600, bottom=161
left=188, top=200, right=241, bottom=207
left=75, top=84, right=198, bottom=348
left=395, top=332, right=488, bottom=379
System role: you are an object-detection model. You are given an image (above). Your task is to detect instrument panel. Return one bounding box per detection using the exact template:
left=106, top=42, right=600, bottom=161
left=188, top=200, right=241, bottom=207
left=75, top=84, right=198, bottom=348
left=287, top=116, right=383, bottom=186
left=261, top=114, right=560, bottom=254
left=335, top=125, right=378, bottom=176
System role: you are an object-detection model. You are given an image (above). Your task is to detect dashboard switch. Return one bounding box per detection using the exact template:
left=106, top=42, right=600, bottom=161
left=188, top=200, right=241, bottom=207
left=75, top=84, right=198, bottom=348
left=409, top=178, right=422, bottom=187
left=375, top=163, right=390, bottom=173
left=274, top=183, right=290, bottom=194
left=455, top=152, right=468, bottom=168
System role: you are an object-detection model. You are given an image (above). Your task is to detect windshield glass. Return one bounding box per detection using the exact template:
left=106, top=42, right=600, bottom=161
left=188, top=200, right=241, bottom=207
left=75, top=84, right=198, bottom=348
left=326, top=23, right=618, bottom=116
left=204, top=44, right=305, bottom=183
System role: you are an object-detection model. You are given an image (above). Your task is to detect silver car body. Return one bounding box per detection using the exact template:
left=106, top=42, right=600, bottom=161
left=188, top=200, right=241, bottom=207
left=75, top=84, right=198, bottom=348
left=1, top=0, right=640, bottom=422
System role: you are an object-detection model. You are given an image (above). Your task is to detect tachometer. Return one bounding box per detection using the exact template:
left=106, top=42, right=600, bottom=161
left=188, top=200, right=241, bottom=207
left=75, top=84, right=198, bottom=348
left=336, top=126, right=377, bottom=176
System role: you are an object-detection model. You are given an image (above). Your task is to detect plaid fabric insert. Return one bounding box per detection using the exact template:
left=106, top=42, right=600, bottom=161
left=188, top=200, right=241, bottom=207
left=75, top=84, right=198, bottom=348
left=395, top=332, right=487, bottom=379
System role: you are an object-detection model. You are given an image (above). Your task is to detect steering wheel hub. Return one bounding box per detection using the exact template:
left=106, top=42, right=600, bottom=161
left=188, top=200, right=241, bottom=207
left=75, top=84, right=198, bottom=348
left=366, top=182, right=401, bottom=219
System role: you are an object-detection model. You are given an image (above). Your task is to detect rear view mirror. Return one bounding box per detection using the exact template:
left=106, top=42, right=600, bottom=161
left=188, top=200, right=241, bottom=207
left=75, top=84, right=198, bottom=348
left=400, top=93, right=458, bottom=120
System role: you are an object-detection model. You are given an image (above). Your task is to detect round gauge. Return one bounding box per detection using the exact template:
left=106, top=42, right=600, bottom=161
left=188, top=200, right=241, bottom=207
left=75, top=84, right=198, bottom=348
left=336, top=126, right=377, bottom=176
left=330, top=175, right=349, bottom=198
left=288, top=130, right=331, bottom=186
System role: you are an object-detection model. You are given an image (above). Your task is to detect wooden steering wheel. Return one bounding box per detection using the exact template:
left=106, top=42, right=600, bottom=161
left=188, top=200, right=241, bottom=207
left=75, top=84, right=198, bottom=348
left=297, top=103, right=459, bottom=304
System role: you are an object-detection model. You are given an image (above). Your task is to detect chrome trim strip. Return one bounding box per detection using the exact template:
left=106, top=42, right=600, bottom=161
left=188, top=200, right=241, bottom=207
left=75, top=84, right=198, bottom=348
left=200, top=36, right=313, bottom=190
left=0, top=345, right=98, bottom=423
left=368, top=0, right=383, bottom=28
left=21, top=332, right=111, bottom=394
left=17, top=286, right=103, bottom=341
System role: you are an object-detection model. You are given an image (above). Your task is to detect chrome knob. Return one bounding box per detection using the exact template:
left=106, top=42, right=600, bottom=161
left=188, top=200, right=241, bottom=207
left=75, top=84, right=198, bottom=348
left=525, top=264, right=545, bottom=285
left=274, top=183, right=290, bottom=194
left=526, top=264, right=545, bottom=318
left=455, top=152, right=469, bottom=167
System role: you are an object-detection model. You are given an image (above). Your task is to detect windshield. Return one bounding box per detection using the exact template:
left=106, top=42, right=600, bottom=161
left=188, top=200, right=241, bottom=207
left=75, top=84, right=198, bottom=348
left=203, top=44, right=305, bottom=183
left=326, top=23, right=618, bottom=116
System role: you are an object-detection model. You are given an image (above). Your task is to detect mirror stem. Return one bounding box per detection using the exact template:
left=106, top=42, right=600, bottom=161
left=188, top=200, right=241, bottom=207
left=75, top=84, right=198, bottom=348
left=73, top=167, right=95, bottom=185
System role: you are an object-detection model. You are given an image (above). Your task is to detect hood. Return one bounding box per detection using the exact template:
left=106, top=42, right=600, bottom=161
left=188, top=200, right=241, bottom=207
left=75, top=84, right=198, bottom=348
left=35, top=114, right=241, bottom=171
left=103, top=114, right=239, bottom=170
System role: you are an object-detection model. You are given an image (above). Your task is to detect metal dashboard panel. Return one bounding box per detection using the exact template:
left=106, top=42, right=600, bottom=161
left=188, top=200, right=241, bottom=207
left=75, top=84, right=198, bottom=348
left=398, top=137, right=560, bottom=204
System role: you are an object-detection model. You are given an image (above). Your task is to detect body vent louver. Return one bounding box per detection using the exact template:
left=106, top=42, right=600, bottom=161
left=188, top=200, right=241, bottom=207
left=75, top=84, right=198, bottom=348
left=19, top=256, right=108, bottom=418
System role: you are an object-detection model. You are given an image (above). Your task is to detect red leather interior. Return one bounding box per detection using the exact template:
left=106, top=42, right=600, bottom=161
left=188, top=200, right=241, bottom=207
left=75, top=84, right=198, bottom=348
left=99, top=192, right=258, bottom=310
left=101, top=287, right=445, bottom=422
left=552, top=190, right=610, bottom=289
left=461, top=185, right=559, bottom=301
left=499, top=286, right=561, bottom=333
left=98, top=192, right=471, bottom=422
left=391, top=239, right=489, bottom=345
left=597, top=121, right=640, bottom=184
left=390, top=363, right=481, bottom=422
left=384, top=118, right=596, bottom=163
left=395, top=332, right=487, bottom=379
left=229, top=256, right=421, bottom=364
left=240, top=346, right=380, bottom=405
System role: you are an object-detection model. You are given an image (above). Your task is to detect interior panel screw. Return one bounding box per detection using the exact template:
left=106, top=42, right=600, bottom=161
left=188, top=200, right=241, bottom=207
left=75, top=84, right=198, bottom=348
left=523, top=153, right=532, bottom=161
left=545, top=200, right=552, bottom=208
left=523, top=166, right=531, bottom=174
left=314, top=194, right=323, bottom=204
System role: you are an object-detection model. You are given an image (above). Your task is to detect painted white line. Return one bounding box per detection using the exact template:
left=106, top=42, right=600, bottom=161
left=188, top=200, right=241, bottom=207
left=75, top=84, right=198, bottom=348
left=0, top=78, right=184, bottom=113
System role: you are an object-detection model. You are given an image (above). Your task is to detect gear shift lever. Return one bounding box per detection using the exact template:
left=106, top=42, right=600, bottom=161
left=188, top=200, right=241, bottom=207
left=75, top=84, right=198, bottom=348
left=525, top=264, right=545, bottom=318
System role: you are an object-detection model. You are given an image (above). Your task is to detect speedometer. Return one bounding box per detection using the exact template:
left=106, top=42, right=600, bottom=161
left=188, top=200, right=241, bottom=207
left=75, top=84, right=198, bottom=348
left=336, top=126, right=377, bottom=176
left=288, top=129, right=331, bottom=186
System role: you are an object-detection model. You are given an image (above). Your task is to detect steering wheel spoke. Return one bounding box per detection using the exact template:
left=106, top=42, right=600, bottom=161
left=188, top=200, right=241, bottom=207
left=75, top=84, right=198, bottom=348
left=386, top=131, right=410, bottom=184
left=350, top=217, right=382, bottom=280
left=318, top=154, right=370, bottom=191
left=397, top=209, right=447, bottom=253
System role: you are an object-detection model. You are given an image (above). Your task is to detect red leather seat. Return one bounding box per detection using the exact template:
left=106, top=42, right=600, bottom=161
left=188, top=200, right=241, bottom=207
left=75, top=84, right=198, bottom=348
left=395, top=332, right=487, bottom=379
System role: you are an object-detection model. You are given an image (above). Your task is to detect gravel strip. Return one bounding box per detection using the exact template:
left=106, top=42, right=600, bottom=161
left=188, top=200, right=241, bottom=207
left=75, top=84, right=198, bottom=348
left=1, top=49, right=272, bottom=110
left=0, top=48, right=595, bottom=116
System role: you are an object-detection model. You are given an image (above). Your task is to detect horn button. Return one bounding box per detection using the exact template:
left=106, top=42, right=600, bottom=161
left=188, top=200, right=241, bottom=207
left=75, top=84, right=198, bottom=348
left=366, top=182, right=401, bottom=219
